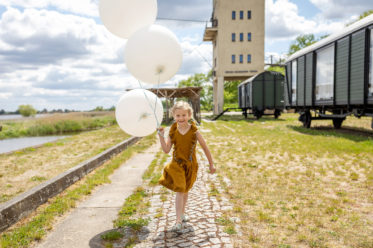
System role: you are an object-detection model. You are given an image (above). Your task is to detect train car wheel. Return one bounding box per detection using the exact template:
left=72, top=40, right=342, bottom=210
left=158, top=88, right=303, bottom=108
left=332, top=119, right=344, bottom=129
left=274, top=110, right=280, bottom=119
left=302, top=111, right=311, bottom=128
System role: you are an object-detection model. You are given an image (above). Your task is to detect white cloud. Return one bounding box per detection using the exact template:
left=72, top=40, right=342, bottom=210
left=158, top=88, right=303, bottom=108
left=0, top=5, right=213, bottom=111
left=0, top=0, right=98, bottom=17
left=310, top=0, right=372, bottom=20
left=266, top=0, right=346, bottom=43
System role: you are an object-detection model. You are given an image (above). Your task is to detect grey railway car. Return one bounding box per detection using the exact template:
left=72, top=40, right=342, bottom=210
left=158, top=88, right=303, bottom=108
left=284, top=15, right=373, bottom=129
left=238, top=71, right=284, bottom=119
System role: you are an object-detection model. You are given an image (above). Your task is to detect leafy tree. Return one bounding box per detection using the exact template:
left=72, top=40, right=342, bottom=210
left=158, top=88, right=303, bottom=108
left=18, top=105, right=37, bottom=117
left=178, top=71, right=213, bottom=111
left=93, top=106, right=104, bottom=111
left=0, top=109, right=5, bottom=115
left=359, top=10, right=373, bottom=19
left=224, top=81, right=241, bottom=108
left=347, top=10, right=373, bottom=26
left=267, top=57, right=286, bottom=75
left=288, top=34, right=318, bottom=55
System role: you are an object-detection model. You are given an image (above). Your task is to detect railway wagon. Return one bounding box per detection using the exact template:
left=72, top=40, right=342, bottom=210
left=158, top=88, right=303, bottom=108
left=284, top=15, right=373, bottom=129
left=238, top=71, right=284, bottom=119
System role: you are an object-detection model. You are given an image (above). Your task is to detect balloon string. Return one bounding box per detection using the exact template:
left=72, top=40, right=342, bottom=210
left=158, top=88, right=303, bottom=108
left=137, top=80, right=162, bottom=136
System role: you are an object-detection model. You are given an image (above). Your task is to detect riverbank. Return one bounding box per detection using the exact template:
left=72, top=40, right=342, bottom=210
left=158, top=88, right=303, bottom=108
left=0, top=111, right=115, bottom=140
left=0, top=124, right=130, bottom=204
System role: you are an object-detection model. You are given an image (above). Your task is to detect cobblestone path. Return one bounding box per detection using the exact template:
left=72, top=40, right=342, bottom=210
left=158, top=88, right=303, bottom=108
left=134, top=150, right=235, bottom=248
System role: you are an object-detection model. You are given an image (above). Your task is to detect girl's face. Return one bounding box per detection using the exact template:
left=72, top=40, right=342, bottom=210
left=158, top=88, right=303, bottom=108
left=173, top=108, right=191, bottom=125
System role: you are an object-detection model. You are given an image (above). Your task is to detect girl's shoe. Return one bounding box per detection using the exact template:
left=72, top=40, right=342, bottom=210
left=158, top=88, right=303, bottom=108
left=171, top=222, right=183, bottom=234
left=181, top=214, right=189, bottom=222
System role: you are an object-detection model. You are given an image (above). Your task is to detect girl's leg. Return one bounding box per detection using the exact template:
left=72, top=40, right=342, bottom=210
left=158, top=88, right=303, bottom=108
left=175, top=192, right=184, bottom=223
left=182, top=192, right=188, bottom=215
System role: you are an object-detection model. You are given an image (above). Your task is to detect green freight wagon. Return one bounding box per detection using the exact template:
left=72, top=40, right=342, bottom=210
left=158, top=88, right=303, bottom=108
left=284, top=14, right=373, bottom=129
left=238, top=71, right=284, bottom=119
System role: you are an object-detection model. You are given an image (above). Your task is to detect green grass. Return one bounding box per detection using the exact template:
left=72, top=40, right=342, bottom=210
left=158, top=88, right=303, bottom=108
left=104, top=148, right=170, bottom=247
left=201, top=113, right=373, bottom=247
left=0, top=134, right=156, bottom=248
left=0, top=112, right=116, bottom=139
left=101, top=231, right=124, bottom=241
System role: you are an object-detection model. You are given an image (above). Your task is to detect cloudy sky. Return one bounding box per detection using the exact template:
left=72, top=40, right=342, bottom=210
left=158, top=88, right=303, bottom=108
left=0, top=0, right=371, bottom=111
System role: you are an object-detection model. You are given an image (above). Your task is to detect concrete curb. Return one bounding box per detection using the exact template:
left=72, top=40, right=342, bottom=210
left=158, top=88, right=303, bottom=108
left=0, top=136, right=141, bottom=232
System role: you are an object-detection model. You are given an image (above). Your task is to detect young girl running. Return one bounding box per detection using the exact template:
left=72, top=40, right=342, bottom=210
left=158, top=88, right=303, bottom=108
left=157, top=101, right=216, bottom=233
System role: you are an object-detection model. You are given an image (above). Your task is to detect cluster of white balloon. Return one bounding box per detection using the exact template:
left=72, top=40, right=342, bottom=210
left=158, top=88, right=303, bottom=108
left=99, top=0, right=183, bottom=137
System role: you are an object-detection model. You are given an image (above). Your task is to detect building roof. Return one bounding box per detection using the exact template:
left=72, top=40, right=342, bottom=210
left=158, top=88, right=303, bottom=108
left=146, top=87, right=202, bottom=98
left=286, top=14, right=373, bottom=63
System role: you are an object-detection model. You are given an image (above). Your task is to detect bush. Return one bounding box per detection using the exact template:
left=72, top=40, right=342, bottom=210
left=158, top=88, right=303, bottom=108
left=18, top=105, right=37, bottom=117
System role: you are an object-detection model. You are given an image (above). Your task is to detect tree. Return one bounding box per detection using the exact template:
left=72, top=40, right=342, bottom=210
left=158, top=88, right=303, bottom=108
left=224, top=80, right=241, bottom=108
left=0, top=109, right=5, bottom=115
left=347, top=10, right=373, bottom=26
left=93, top=106, right=104, bottom=111
left=18, top=105, right=37, bottom=117
left=288, top=34, right=318, bottom=55
left=267, top=57, right=286, bottom=75
left=178, top=71, right=213, bottom=111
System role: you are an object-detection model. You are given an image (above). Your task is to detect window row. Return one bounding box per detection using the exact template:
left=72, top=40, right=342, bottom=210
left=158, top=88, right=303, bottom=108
left=289, top=29, right=373, bottom=104
left=232, top=10, right=251, bottom=20
left=232, top=33, right=252, bottom=42
left=232, top=54, right=252, bottom=64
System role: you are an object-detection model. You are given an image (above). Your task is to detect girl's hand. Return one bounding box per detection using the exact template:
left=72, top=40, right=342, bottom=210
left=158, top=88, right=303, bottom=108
left=209, top=165, right=216, bottom=174
left=157, top=127, right=165, bottom=137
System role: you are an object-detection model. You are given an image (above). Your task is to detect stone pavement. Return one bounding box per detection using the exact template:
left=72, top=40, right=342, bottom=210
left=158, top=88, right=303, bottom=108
left=134, top=151, right=236, bottom=248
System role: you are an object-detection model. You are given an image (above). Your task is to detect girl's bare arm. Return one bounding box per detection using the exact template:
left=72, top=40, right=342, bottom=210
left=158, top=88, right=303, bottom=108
left=158, top=127, right=172, bottom=153
left=196, top=131, right=216, bottom=173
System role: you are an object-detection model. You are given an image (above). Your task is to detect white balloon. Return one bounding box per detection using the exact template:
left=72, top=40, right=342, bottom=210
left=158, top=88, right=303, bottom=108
left=115, top=89, right=163, bottom=137
left=124, top=25, right=183, bottom=84
left=99, top=0, right=157, bottom=39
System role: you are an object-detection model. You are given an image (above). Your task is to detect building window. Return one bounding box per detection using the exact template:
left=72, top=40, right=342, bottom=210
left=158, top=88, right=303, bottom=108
left=291, top=60, right=297, bottom=103
left=248, top=32, right=252, bottom=41
left=240, top=33, right=243, bottom=42
left=232, top=33, right=236, bottom=42
left=239, top=54, right=243, bottom=63
left=248, top=10, right=251, bottom=19
left=316, top=45, right=335, bottom=101
left=232, top=55, right=236, bottom=64
left=214, top=58, right=217, bottom=67
left=240, top=10, right=244, bottom=19
left=247, top=54, right=251, bottom=63
left=369, top=29, right=373, bottom=97
left=232, top=11, right=236, bottom=20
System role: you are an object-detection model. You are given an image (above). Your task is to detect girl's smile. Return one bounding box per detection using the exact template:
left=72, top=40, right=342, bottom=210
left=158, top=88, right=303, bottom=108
left=173, top=109, right=191, bottom=128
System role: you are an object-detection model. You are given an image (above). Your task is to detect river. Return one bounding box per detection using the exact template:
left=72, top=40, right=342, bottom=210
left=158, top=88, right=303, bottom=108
left=0, top=136, right=68, bottom=154
left=0, top=114, right=49, bottom=120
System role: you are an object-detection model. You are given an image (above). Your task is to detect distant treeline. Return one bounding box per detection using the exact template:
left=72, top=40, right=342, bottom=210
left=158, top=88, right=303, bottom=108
left=0, top=106, right=116, bottom=115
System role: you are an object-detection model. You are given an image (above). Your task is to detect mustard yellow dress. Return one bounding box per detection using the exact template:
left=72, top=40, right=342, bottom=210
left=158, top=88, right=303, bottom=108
left=158, top=121, right=199, bottom=193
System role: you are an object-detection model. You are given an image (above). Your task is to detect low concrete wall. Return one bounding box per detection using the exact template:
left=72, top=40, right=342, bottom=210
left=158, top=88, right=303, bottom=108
left=0, top=136, right=141, bottom=232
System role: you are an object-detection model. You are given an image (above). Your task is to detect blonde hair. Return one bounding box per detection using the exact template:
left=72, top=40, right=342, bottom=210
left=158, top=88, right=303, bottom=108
left=170, top=101, right=194, bottom=120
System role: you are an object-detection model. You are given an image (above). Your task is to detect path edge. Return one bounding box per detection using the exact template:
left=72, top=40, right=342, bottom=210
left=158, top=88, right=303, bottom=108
left=0, top=136, right=141, bottom=232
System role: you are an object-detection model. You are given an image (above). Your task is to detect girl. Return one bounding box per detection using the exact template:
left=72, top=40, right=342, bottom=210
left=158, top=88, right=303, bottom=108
left=157, top=101, right=216, bottom=233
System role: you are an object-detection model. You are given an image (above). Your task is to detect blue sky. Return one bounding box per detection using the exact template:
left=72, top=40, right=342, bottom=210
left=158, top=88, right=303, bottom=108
left=0, top=0, right=371, bottom=111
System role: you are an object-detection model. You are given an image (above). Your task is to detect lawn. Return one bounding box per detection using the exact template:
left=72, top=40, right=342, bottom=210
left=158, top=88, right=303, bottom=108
left=201, top=113, right=373, bottom=248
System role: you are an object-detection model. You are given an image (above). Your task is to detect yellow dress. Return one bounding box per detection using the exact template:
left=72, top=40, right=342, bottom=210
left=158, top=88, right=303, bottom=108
left=158, top=121, right=199, bottom=193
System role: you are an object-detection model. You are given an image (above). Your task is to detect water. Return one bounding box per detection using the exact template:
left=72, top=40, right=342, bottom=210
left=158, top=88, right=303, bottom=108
left=0, top=136, right=68, bottom=154
left=0, top=114, right=49, bottom=120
